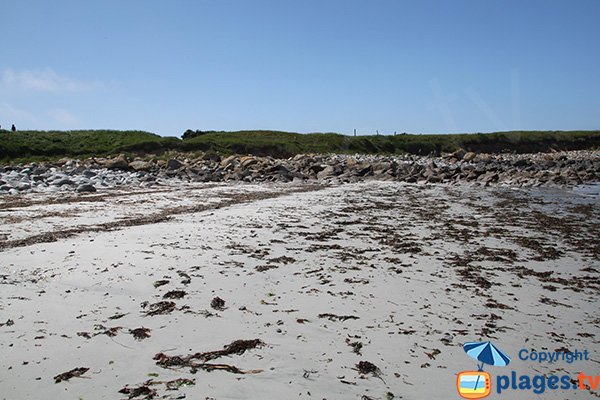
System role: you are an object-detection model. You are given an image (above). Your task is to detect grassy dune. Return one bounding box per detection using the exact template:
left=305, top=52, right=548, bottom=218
left=1, top=129, right=599, bottom=162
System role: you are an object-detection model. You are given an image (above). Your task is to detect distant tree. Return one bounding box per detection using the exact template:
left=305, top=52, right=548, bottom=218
left=182, top=129, right=196, bottom=139
left=182, top=129, right=209, bottom=140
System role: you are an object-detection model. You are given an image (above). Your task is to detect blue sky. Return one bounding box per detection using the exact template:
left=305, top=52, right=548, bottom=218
left=1, top=0, right=599, bottom=136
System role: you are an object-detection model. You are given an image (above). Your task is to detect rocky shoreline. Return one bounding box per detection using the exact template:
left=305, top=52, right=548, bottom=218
left=1, top=149, right=598, bottom=195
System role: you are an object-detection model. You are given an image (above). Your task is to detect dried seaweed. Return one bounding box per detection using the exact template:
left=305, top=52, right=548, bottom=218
left=356, top=361, right=385, bottom=383
left=95, top=324, right=121, bottom=337
left=255, top=264, right=278, bottom=272
left=118, top=382, right=157, bottom=399
left=210, top=296, right=226, bottom=311
left=165, top=378, right=195, bottom=390
left=356, top=361, right=379, bottom=375
left=129, top=327, right=151, bottom=340
left=119, top=378, right=195, bottom=399
left=197, top=339, right=264, bottom=361
left=153, top=280, right=169, bottom=288
left=153, top=339, right=264, bottom=374
left=0, top=186, right=325, bottom=252
left=178, top=271, right=192, bottom=285
left=54, top=367, right=89, bottom=383
left=268, top=256, right=296, bottom=264
left=163, top=290, right=186, bottom=299
left=143, top=301, right=176, bottom=316
left=318, top=313, right=359, bottom=321
left=425, top=349, right=441, bottom=360
left=346, top=339, right=363, bottom=355
left=78, top=325, right=121, bottom=339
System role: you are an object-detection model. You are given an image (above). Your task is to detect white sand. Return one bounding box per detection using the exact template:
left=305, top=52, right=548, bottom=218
left=1, top=182, right=598, bottom=399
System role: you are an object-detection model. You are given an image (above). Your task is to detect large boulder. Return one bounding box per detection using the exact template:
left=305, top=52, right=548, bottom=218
left=166, top=159, right=184, bottom=170
left=201, top=152, right=221, bottom=162
left=31, top=167, right=48, bottom=175
left=478, top=171, right=499, bottom=184
left=129, top=160, right=153, bottom=172
left=451, top=148, right=467, bottom=160
left=220, top=155, right=237, bottom=168
left=76, top=184, right=97, bottom=193
left=356, top=164, right=373, bottom=177
left=317, top=165, right=341, bottom=179
left=474, top=153, right=492, bottom=163
left=240, top=156, right=259, bottom=169
left=104, top=155, right=129, bottom=170
left=53, top=178, right=75, bottom=186
left=82, top=169, right=97, bottom=178
left=12, top=182, right=31, bottom=191
left=463, top=152, right=477, bottom=162
left=309, top=164, right=326, bottom=174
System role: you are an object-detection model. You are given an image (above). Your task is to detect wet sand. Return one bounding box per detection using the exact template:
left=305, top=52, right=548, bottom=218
left=1, top=182, right=598, bottom=399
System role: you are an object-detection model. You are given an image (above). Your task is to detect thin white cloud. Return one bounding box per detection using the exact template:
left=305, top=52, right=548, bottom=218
left=0, top=101, right=35, bottom=120
left=465, top=88, right=508, bottom=132
left=48, top=109, right=78, bottom=126
left=429, top=79, right=458, bottom=133
left=1, top=68, right=108, bottom=93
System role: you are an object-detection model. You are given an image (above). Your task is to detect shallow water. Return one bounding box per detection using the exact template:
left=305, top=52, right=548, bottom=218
left=527, top=182, right=600, bottom=207
left=573, top=182, right=600, bottom=201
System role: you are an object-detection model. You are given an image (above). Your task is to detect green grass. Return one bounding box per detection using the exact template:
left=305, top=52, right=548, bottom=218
left=1, top=129, right=599, bottom=163
left=179, top=130, right=600, bottom=157
left=0, top=130, right=179, bottom=162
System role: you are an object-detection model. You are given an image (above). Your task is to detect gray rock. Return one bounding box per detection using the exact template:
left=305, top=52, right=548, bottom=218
left=129, top=160, right=153, bottom=171
left=422, top=167, right=437, bottom=179
left=31, top=167, right=48, bottom=175
left=202, top=152, right=221, bottom=162
left=452, top=148, right=467, bottom=160
left=512, top=159, right=530, bottom=168
left=76, top=184, right=97, bottom=193
left=356, top=164, right=373, bottom=177
left=317, top=165, right=339, bottom=179
left=104, top=156, right=129, bottom=170
left=166, top=159, right=183, bottom=170
left=53, top=178, right=75, bottom=186
left=372, top=161, right=391, bottom=172
left=309, top=164, right=326, bottom=174
left=240, top=156, right=259, bottom=169
left=69, top=166, right=87, bottom=175
left=478, top=171, right=498, bottom=184
left=463, top=152, right=477, bottom=162
left=220, top=155, right=237, bottom=168
left=14, top=182, right=31, bottom=191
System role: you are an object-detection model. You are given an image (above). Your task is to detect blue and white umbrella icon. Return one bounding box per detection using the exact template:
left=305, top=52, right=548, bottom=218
left=463, top=341, right=510, bottom=394
left=464, top=341, right=511, bottom=371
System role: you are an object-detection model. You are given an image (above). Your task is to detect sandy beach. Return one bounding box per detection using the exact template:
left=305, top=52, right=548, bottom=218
left=1, top=181, right=599, bottom=399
